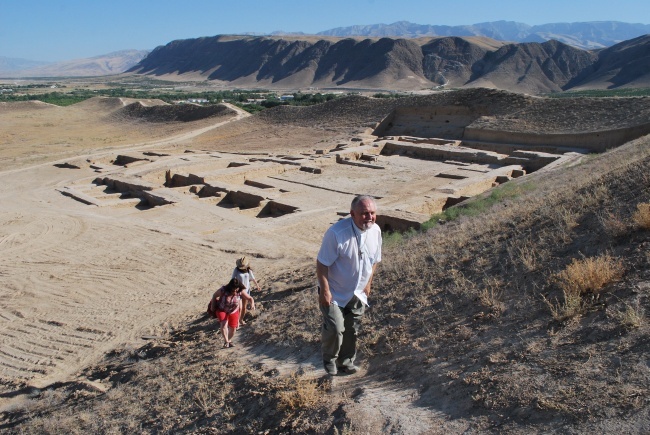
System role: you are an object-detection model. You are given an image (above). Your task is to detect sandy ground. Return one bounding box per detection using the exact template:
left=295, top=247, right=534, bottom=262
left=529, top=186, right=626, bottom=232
left=0, top=103, right=251, bottom=386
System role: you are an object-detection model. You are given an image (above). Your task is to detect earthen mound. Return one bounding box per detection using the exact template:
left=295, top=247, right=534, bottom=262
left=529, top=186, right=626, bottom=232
left=256, top=88, right=533, bottom=129
left=472, top=95, right=650, bottom=133
left=256, top=95, right=395, bottom=128
left=72, top=96, right=131, bottom=112
left=257, top=88, right=650, bottom=139
left=113, top=102, right=237, bottom=123
left=0, top=100, right=58, bottom=112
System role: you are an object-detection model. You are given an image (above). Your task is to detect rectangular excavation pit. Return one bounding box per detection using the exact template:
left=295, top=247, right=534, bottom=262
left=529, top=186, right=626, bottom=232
left=114, top=155, right=149, bottom=166
left=91, top=177, right=173, bottom=210
left=244, top=180, right=275, bottom=189
left=140, top=160, right=234, bottom=185
left=140, top=191, right=175, bottom=209
left=217, top=191, right=265, bottom=210
left=170, top=184, right=205, bottom=196
left=300, top=166, right=322, bottom=174
left=375, top=210, right=429, bottom=233
left=256, top=201, right=299, bottom=218
left=93, top=176, right=155, bottom=194
left=195, top=184, right=227, bottom=198
left=165, top=171, right=205, bottom=188
left=443, top=195, right=471, bottom=210
left=435, top=173, right=468, bottom=180
left=360, top=154, right=379, bottom=162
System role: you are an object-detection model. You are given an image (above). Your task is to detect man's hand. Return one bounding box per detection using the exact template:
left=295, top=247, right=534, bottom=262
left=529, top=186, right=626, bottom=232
left=316, top=260, right=333, bottom=308
left=363, top=263, right=378, bottom=297
left=319, top=287, right=332, bottom=307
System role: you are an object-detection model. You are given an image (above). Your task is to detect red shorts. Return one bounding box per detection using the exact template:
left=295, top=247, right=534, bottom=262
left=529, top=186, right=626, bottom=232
left=215, top=310, right=239, bottom=329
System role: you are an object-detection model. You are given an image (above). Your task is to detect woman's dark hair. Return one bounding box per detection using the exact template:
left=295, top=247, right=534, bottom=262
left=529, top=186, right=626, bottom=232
left=225, top=278, right=246, bottom=292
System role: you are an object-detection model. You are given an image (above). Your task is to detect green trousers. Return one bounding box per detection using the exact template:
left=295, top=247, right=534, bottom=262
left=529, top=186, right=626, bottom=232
left=320, top=295, right=365, bottom=369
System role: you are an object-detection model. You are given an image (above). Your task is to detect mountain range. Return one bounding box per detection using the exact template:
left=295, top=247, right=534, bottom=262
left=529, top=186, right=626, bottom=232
left=316, top=20, right=650, bottom=50
left=127, top=33, right=650, bottom=94
left=1, top=20, right=649, bottom=95
left=0, top=50, right=148, bottom=78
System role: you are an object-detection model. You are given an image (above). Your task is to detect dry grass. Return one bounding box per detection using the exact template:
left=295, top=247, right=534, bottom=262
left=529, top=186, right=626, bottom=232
left=544, top=254, right=624, bottom=321
left=598, top=210, right=630, bottom=237
left=479, top=276, right=505, bottom=315
left=276, top=372, right=324, bottom=411
left=612, top=299, right=645, bottom=328
left=633, top=203, right=650, bottom=229
left=507, top=236, right=546, bottom=272
left=543, top=289, right=585, bottom=322
left=556, top=254, right=624, bottom=297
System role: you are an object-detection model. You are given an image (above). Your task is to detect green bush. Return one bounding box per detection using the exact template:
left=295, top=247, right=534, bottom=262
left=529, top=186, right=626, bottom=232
left=547, top=88, right=650, bottom=98
left=421, top=181, right=535, bottom=230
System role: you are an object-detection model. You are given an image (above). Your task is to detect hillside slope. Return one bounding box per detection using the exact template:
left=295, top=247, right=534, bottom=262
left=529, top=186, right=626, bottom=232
left=2, top=50, right=148, bottom=78
left=567, top=35, right=650, bottom=89
left=128, top=34, right=650, bottom=93
left=2, top=93, right=649, bottom=433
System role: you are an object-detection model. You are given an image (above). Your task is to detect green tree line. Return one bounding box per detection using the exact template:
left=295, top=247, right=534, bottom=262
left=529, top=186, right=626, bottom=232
left=0, top=87, right=344, bottom=110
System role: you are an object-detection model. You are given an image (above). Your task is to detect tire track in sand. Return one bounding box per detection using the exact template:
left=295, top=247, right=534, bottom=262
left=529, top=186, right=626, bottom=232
left=0, top=207, right=220, bottom=384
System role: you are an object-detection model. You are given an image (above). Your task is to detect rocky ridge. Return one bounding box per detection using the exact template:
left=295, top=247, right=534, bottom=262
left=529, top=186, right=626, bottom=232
left=128, top=34, right=650, bottom=94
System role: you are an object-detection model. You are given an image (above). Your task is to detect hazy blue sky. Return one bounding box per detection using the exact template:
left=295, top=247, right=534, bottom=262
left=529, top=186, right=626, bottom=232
left=2, top=0, right=649, bottom=62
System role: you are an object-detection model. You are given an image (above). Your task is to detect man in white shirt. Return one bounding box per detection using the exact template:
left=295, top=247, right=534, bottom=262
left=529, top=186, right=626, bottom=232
left=317, top=195, right=382, bottom=375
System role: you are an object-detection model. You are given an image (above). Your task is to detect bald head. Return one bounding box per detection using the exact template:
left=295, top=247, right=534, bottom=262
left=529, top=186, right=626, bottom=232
left=350, top=195, right=377, bottom=231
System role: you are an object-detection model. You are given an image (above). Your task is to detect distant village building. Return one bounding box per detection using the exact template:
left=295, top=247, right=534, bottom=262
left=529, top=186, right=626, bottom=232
left=174, top=98, right=209, bottom=104
left=280, top=95, right=294, bottom=101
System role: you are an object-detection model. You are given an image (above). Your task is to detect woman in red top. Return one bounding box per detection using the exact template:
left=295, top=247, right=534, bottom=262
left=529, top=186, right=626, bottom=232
left=209, top=278, right=255, bottom=348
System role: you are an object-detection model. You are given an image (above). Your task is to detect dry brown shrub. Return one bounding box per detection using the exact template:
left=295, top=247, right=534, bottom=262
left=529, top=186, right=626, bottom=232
left=598, top=210, right=629, bottom=237
left=632, top=203, right=650, bottom=229
left=556, top=254, right=624, bottom=296
left=276, top=373, right=323, bottom=411
left=544, top=254, right=624, bottom=321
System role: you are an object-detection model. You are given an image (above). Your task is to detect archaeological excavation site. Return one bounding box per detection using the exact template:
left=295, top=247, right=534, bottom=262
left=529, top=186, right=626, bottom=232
left=55, top=90, right=650, bottom=245
left=3, top=84, right=650, bottom=434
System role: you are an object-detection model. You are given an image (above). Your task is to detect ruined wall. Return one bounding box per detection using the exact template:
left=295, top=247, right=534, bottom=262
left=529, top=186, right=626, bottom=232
left=167, top=172, right=205, bottom=187
left=461, top=140, right=574, bottom=155
left=94, top=176, right=155, bottom=193
left=463, top=123, right=650, bottom=153
left=381, top=141, right=501, bottom=164
left=374, top=105, right=650, bottom=154
left=204, top=163, right=289, bottom=185
left=374, top=106, right=482, bottom=139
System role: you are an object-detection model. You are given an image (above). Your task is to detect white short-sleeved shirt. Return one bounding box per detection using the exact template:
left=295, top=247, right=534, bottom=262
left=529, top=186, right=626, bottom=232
left=232, top=268, right=256, bottom=292
left=317, top=217, right=382, bottom=307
